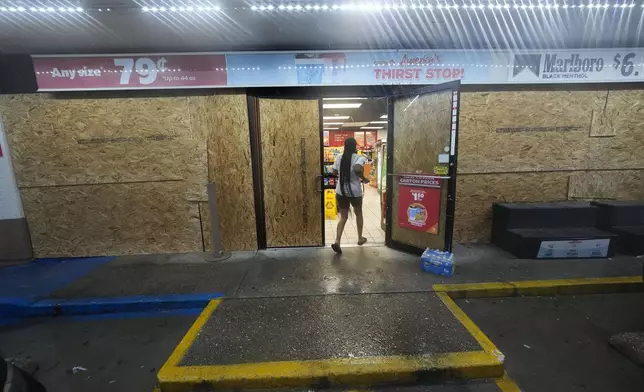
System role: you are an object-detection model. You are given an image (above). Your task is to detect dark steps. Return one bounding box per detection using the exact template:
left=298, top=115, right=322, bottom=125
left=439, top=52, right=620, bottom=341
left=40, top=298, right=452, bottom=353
left=492, top=202, right=617, bottom=259
left=591, top=201, right=644, bottom=256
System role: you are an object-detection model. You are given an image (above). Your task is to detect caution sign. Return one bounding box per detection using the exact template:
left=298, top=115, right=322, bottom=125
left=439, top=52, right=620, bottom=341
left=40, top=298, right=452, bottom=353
left=324, top=189, right=337, bottom=220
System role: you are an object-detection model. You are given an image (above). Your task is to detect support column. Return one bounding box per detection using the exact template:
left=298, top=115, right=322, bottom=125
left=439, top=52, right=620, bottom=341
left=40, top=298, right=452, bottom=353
left=0, top=116, right=32, bottom=262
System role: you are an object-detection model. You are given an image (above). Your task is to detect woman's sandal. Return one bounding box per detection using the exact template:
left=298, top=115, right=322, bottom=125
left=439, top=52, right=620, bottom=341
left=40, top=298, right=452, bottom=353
left=358, top=237, right=368, bottom=246
left=331, top=243, right=342, bottom=254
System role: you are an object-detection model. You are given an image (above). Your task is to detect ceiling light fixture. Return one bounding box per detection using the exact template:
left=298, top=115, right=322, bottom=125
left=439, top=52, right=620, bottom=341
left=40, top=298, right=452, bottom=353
left=370, top=121, right=388, bottom=124
left=361, top=126, right=384, bottom=129
left=380, top=115, right=388, bottom=119
left=323, top=116, right=351, bottom=119
left=324, top=127, right=340, bottom=130
left=323, top=97, right=368, bottom=100
left=323, top=103, right=363, bottom=109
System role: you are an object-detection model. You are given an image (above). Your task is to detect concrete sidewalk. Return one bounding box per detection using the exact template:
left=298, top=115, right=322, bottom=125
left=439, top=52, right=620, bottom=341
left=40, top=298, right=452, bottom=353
left=1, top=244, right=641, bottom=319
left=45, top=244, right=644, bottom=301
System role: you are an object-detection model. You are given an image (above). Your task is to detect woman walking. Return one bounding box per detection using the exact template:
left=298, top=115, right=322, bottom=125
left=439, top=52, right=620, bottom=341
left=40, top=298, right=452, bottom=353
left=331, top=137, right=369, bottom=254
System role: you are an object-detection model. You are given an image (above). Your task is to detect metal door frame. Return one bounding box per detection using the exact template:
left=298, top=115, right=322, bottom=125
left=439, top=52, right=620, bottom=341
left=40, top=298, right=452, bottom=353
left=384, top=80, right=461, bottom=255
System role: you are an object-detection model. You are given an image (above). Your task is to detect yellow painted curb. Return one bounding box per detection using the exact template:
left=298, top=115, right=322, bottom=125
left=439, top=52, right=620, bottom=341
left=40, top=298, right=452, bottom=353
left=513, top=276, right=643, bottom=296
left=436, top=292, right=504, bottom=361
left=434, top=282, right=515, bottom=298
left=495, top=372, right=521, bottom=392
left=434, top=276, right=643, bottom=299
left=158, top=300, right=222, bottom=379
left=156, top=295, right=505, bottom=391
left=158, top=351, right=504, bottom=391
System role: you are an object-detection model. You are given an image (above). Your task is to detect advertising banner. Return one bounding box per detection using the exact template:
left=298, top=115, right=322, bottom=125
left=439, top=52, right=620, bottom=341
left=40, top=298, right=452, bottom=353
left=32, top=48, right=644, bottom=91
left=329, top=131, right=354, bottom=147
left=0, top=117, right=24, bottom=220
left=397, top=174, right=441, bottom=234
left=508, top=50, right=644, bottom=83
left=34, top=54, right=227, bottom=90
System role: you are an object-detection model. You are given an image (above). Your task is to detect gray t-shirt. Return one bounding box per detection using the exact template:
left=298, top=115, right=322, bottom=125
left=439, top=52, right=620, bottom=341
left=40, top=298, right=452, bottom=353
left=333, top=153, right=368, bottom=197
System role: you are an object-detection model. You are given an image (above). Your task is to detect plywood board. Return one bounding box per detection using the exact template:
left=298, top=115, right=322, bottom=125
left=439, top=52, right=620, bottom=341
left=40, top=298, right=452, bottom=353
left=454, top=172, right=570, bottom=243
left=459, top=91, right=604, bottom=173
left=587, top=90, right=644, bottom=170
left=391, top=90, right=452, bottom=250
left=260, top=99, right=322, bottom=247
left=189, top=95, right=257, bottom=251
left=589, top=91, right=615, bottom=137
left=0, top=94, right=207, bottom=201
left=568, top=170, right=644, bottom=200
left=21, top=182, right=202, bottom=258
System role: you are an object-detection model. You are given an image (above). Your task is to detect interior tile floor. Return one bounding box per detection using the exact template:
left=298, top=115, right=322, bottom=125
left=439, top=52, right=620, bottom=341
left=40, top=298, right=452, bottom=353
left=325, top=184, right=385, bottom=246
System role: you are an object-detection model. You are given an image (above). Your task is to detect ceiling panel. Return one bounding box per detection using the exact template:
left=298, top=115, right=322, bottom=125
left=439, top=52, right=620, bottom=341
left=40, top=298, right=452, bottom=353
left=1, top=2, right=644, bottom=54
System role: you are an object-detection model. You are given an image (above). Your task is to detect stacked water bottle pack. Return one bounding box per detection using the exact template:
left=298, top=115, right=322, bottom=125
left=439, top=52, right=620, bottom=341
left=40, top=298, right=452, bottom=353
left=421, top=248, right=455, bottom=277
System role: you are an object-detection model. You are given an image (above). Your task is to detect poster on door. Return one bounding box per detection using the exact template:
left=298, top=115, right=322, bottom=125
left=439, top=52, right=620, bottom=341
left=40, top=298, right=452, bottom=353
left=397, top=174, right=441, bottom=234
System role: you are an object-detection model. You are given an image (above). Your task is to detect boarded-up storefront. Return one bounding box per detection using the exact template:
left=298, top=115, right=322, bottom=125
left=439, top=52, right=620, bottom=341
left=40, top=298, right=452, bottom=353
left=0, top=93, right=256, bottom=257
left=455, top=89, right=644, bottom=243
left=1, top=87, right=643, bottom=257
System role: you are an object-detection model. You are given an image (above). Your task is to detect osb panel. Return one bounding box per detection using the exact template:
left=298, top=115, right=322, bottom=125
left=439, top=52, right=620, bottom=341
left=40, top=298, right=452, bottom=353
left=459, top=91, right=605, bottom=173
left=392, top=90, right=452, bottom=173
left=189, top=95, right=256, bottom=251
left=391, top=90, right=452, bottom=249
left=260, top=99, right=322, bottom=247
left=199, top=199, right=256, bottom=252
left=0, top=94, right=207, bottom=200
left=21, top=182, right=202, bottom=258
left=589, top=91, right=615, bottom=137
left=588, top=90, right=644, bottom=170
left=569, top=170, right=644, bottom=200
left=200, top=202, right=212, bottom=252
left=454, top=172, right=570, bottom=243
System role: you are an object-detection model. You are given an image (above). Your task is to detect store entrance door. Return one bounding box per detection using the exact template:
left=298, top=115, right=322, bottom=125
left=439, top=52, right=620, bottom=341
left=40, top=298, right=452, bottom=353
left=385, top=81, right=461, bottom=255
left=254, top=98, right=324, bottom=248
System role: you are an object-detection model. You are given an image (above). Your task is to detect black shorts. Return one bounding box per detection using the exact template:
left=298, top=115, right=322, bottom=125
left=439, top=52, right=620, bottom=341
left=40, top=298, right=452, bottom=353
left=336, top=194, right=363, bottom=210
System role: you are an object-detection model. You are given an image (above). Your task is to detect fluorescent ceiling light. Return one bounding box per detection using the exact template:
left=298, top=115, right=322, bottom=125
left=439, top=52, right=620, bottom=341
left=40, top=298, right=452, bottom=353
left=380, top=115, right=388, bottom=119
left=323, top=122, right=344, bottom=125
left=323, top=116, right=350, bottom=120
left=323, top=103, right=362, bottom=109
left=323, top=127, right=339, bottom=130
left=370, top=121, right=388, bottom=124
left=361, top=126, right=384, bottom=129
left=323, top=97, right=368, bottom=100
left=342, top=122, right=370, bottom=127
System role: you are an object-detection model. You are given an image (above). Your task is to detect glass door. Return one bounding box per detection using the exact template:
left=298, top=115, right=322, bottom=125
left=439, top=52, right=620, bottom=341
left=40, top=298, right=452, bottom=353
left=256, top=98, right=324, bottom=247
left=385, top=81, right=460, bottom=254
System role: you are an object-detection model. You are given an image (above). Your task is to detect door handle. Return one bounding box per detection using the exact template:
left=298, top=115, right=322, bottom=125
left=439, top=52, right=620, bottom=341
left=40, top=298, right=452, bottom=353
left=316, top=175, right=323, bottom=192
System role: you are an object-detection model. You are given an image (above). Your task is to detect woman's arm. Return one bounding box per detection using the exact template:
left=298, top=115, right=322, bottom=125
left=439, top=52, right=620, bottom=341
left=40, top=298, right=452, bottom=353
left=353, top=164, right=369, bottom=183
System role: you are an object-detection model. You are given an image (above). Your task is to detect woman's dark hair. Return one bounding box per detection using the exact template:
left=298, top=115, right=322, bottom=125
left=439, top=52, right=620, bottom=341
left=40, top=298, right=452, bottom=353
left=339, top=137, right=358, bottom=197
